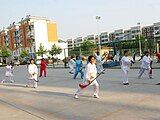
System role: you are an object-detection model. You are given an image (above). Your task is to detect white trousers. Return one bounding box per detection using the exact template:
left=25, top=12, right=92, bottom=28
left=27, top=79, right=38, bottom=87
left=121, top=67, right=129, bottom=84
left=1, top=75, right=13, bottom=83
left=138, top=68, right=150, bottom=78
left=69, top=65, right=74, bottom=73
left=75, top=80, right=99, bottom=96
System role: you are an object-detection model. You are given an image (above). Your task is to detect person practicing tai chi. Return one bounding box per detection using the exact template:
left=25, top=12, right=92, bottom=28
left=1, top=62, right=14, bottom=83
left=121, top=50, right=131, bottom=85
left=138, top=51, right=152, bottom=79
left=39, top=58, right=47, bottom=77
left=94, top=51, right=106, bottom=74
left=26, top=59, right=38, bottom=88
left=74, top=55, right=99, bottom=99
left=73, top=56, right=84, bottom=79
left=69, top=56, right=75, bottom=74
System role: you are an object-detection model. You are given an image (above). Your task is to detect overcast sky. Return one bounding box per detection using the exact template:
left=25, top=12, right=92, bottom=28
left=0, top=0, right=160, bottom=40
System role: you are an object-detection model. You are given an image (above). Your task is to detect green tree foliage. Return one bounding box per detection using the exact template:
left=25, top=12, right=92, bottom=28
left=36, top=43, right=47, bottom=57
left=20, top=49, right=29, bottom=58
left=81, top=40, right=96, bottom=55
left=1, top=43, right=11, bottom=58
left=48, top=44, right=62, bottom=67
left=48, top=44, right=62, bottom=57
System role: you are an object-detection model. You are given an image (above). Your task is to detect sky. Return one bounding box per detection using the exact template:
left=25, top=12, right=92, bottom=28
left=0, top=0, right=160, bottom=40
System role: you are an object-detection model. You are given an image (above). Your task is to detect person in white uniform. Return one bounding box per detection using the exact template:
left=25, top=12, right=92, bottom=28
left=1, top=62, right=14, bottom=83
left=138, top=51, right=152, bottom=79
left=95, top=52, right=106, bottom=74
left=26, top=59, right=38, bottom=88
left=68, top=56, right=75, bottom=74
left=74, top=55, right=99, bottom=99
left=121, top=50, right=131, bottom=85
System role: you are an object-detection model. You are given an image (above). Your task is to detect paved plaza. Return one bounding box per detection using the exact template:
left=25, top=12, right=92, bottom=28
left=0, top=64, right=160, bottom=120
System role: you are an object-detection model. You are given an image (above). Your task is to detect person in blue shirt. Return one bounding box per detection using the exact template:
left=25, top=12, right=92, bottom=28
left=73, top=56, right=84, bottom=79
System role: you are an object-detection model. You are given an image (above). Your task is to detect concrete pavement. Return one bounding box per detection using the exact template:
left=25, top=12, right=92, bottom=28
left=0, top=65, right=160, bottom=120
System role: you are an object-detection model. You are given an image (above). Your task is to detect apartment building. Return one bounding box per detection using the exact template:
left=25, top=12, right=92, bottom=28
left=153, top=22, right=160, bottom=52
left=130, top=26, right=141, bottom=40
left=0, top=15, right=68, bottom=60
left=109, top=32, right=115, bottom=41
left=123, top=29, right=132, bottom=41
left=142, top=25, right=154, bottom=40
left=67, top=39, right=73, bottom=48
left=154, top=22, right=160, bottom=41
left=84, top=34, right=96, bottom=43
left=73, top=37, right=83, bottom=47
left=100, top=32, right=109, bottom=44
left=114, top=29, right=123, bottom=41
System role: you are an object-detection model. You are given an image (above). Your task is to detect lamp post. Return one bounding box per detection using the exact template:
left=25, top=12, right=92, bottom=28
left=137, top=22, right=142, bottom=56
left=96, top=16, right=101, bottom=54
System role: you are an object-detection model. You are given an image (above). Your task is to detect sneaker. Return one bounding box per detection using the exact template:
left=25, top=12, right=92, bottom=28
left=94, top=95, right=100, bottom=99
left=74, top=94, right=79, bottom=99
left=156, top=83, right=160, bottom=85
left=123, top=83, right=129, bottom=85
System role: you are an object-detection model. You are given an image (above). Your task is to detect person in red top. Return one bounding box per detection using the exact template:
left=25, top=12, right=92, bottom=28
left=156, top=52, right=160, bottom=63
left=39, top=58, right=47, bottom=77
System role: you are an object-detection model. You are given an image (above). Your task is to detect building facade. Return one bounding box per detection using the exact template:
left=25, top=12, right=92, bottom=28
left=0, top=15, right=68, bottom=60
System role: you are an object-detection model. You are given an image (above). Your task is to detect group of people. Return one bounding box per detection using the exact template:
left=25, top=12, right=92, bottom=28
left=0, top=50, right=159, bottom=99
left=1, top=58, right=47, bottom=88
left=72, top=50, right=160, bottom=99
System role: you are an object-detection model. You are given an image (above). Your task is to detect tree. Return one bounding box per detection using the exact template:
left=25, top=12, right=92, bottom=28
left=1, top=43, right=11, bottom=63
left=20, top=49, right=29, bottom=58
left=36, top=43, right=47, bottom=58
left=48, top=44, right=62, bottom=67
left=80, top=40, right=96, bottom=56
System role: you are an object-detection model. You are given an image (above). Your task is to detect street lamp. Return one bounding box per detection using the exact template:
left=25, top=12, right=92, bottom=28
left=96, top=16, right=101, bottom=54
left=137, top=22, right=142, bottom=56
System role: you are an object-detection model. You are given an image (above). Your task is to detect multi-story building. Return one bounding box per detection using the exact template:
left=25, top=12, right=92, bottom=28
left=109, top=32, right=115, bottom=41
left=100, top=32, right=109, bottom=44
left=0, top=29, right=8, bottom=47
left=114, top=29, right=123, bottom=41
left=6, top=23, right=21, bottom=58
left=0, top=15, right=68, bottom=60
left=142, top=25, right=154, bottom=40
left=84, top=34, right=96, bottom=43
left=73, top=37, right=83, bottom=47
left=130, top=26, right=141, bottom=40
left=67, top=39, right=73, bottom=48
left=153, top=22, right=160, bottom=52
left=153, top=22, right=160, bottom=41
left=123, top=29, right=131, bottom=41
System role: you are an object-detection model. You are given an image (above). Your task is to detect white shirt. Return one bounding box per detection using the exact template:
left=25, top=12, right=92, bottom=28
left=121, top=56, right=131, bottom=70
left=140, top=56, right=152, bottom=69
left=5, top=65, right=14, bottom=76
left=69, top=59, right=75, bottom=68
left=28, top=64, right=38, bottom=80
left=95, top=53, right=102, bottom=63
left=85, top=62, right=97, bottom=81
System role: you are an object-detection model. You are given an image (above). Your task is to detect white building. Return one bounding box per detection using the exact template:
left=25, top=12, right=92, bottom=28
left=100, top=32, right=109, bottom=44
left=130, top=26, right=141, bottom=40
